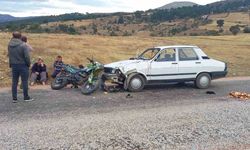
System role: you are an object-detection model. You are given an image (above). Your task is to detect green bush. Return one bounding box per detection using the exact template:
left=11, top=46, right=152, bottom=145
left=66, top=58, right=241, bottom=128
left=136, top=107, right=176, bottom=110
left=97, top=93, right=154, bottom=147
left=123, top=31, right=132, bottom=36
left=230, top=25, right=240, bottom=35
left=205, top=30, right=220, bottom=36
left=110, top=31, right=118, bottom=36
left=189, top=33, right=199, bottom=36
left=243, top=26, right=250, bottom=33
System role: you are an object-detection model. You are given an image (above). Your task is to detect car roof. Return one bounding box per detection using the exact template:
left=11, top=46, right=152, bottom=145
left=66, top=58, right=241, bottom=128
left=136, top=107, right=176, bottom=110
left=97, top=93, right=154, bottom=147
left=155, top=45, right=198, bottom=49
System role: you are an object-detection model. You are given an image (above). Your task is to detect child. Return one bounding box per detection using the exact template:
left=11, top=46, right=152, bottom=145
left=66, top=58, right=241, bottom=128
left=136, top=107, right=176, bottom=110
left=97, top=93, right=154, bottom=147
left=51, top=55, right=64, bottom=78
left=21, top=36, right=33, bottom=52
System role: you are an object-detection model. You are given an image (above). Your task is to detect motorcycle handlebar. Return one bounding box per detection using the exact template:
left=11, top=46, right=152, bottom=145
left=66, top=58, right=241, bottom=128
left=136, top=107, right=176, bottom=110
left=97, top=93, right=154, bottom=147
left=87, top=57, right=94, bottom=64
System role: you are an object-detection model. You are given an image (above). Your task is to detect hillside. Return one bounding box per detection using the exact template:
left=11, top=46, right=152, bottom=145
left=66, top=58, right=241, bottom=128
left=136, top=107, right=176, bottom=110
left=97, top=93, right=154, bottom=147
left=0, top=14, right=16, bottom=23
left=198, top=12, right=250, bottom=34
left=157, top=1, right=197, bottom=10
left=0, top=0, right=250, bottom=37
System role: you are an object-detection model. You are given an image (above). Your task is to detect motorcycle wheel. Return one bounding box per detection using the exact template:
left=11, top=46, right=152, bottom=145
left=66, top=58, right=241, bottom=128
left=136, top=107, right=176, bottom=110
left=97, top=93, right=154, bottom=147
left=51, top=76, right=68, bottom=90
left=81, top=80, right=100, bottom=95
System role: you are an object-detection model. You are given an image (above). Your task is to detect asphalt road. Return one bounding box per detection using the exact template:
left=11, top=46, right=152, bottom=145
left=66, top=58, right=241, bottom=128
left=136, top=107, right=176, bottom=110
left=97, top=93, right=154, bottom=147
left=0, top=78, right=250, bottom=149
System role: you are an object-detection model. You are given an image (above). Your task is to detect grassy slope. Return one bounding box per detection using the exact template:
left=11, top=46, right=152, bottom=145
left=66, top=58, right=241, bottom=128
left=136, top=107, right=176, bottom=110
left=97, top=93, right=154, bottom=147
left=199, top=12, right=250, bottom=33
left=1, top=33, right=250, bottom=87
left=39, top=11, right=250, bottom=37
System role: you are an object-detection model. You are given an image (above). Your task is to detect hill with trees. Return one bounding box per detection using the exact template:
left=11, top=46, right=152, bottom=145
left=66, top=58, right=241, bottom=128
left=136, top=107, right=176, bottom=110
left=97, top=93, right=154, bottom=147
left=157, top=1, right=197, bottom=10
left=0, top=14, right=18, bottom=23
left=0, top=0, right=250, bottom=37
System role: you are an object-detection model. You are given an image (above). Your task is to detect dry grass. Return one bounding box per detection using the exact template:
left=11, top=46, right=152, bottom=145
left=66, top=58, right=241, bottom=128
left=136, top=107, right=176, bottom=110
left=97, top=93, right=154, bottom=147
left=1, top=32, right=250, bottom=87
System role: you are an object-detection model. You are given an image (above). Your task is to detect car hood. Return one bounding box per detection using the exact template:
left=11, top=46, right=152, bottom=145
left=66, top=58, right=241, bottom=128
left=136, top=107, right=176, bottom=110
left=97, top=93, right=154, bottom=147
left=105, top=59, right=144, bottom=68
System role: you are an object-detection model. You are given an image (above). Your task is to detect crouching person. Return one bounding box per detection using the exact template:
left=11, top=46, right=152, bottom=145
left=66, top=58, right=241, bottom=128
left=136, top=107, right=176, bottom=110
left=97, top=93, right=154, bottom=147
left=51, top=55, right=64, bottom=78
left=30, top=58, right=47, bottom=86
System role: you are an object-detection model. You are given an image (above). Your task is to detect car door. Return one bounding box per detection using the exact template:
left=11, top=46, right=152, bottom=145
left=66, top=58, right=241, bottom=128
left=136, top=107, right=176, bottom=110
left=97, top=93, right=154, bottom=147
left=177, top=47, right=202, bottom=79
left=148, top=48, right=179, bottom=81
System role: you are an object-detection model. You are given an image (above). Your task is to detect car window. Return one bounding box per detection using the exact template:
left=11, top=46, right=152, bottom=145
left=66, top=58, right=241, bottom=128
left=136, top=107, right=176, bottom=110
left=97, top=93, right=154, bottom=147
left=138, top=48, right=160, bottom=60
left=179, top=48, right=199, bottom=61
left=156, top=48, right=176, bottom=62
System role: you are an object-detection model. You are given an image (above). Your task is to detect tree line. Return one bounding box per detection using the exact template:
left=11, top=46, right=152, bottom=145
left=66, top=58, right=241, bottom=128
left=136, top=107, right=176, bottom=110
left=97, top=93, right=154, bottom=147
left=150, top=0, right=250, bottom=22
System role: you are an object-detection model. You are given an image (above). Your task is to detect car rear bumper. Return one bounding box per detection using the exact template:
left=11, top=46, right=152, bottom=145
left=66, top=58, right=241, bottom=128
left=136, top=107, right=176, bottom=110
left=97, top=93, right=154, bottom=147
left=211, top=71, right=228, bottom=79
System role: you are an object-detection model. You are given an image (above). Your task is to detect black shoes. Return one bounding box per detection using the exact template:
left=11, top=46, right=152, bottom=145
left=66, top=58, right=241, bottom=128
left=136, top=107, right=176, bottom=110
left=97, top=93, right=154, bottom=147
left=24, top=96, right=34, bottom=102
left=12, top=98, right=18, bottom=103
left=12, top=96, right=34, bottom=103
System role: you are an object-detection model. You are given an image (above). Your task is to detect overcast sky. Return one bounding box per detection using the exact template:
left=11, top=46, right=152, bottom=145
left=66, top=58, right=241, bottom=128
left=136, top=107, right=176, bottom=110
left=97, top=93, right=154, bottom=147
left=0, top=0, right=221, bottom=17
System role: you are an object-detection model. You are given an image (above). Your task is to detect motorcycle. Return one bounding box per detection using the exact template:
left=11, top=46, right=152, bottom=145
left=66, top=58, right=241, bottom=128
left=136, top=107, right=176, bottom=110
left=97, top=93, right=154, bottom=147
left=80, top=57, right=104, bottom=95
left=51, top=64, right=88, bottom=90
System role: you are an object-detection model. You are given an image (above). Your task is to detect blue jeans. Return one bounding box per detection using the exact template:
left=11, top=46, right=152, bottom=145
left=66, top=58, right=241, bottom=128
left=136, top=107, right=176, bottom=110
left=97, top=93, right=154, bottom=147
left=51, top=70, right=60, bottom=78
left=11, top=64, right=29, bottom=99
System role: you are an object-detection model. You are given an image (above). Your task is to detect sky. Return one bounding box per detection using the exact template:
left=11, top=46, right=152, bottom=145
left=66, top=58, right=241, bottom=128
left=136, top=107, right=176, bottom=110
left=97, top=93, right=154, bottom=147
left=0, top=0, right=221, bottom=17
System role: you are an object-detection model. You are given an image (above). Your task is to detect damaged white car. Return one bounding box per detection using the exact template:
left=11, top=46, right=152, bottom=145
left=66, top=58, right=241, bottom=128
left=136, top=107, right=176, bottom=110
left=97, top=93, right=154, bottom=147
left=103, top=45, right=227, bottom=92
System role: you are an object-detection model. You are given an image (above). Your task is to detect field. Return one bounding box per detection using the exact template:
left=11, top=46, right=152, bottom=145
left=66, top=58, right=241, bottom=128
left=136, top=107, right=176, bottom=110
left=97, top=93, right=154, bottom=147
left=1, top=32, right=250, bottom=87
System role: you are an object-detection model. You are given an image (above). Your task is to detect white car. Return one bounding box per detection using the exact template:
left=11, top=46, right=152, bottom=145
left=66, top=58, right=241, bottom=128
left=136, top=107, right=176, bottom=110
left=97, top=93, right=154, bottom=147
left=104, top=45, right=227, bottom=92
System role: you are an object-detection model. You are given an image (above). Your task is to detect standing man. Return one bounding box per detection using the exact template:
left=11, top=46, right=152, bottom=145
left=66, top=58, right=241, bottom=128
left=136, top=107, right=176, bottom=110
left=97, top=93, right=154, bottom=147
left=8, top=32, right=33, bottom=103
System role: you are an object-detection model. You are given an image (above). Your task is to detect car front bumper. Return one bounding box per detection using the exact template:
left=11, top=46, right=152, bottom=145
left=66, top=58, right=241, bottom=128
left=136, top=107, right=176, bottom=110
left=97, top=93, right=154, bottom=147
left=211, top=71, right=228, bottom=79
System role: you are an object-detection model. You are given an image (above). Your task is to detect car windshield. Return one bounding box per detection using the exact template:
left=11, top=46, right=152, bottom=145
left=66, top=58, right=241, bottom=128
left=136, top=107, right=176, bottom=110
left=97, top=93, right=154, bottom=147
left=137, top=48, right=160, bottom=60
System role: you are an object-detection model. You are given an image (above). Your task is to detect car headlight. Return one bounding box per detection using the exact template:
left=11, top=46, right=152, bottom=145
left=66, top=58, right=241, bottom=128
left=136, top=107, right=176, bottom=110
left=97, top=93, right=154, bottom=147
left=118, top=66, right=125, bottom=73
left=111, top=69, right=116, bottom=74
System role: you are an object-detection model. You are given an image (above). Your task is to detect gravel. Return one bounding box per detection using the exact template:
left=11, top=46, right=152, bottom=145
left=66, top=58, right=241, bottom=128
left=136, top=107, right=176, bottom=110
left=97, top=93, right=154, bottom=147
left=0, top=78, right=250, bottom=149
left=0, top=100, right=249, bottom=149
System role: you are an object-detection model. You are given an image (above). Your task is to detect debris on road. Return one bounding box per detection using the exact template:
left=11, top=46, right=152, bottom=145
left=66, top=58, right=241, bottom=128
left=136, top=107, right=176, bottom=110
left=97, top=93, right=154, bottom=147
left=103, top=83, right=123, bottom=93
left=229, top=91, right=250, bottom=100
left=206, top=91, right=216, bottom=95
left=126, top=94, right=133, bottom=99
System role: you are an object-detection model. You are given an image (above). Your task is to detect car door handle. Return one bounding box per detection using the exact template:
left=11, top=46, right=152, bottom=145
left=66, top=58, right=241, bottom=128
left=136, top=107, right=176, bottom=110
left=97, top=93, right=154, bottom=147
left=195, top=62, right=201, bottom=64
left=172, top=62, right=178, bottom=65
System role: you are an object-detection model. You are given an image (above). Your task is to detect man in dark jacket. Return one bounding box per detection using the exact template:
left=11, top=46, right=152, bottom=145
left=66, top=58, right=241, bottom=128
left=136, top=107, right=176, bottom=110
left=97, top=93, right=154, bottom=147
left=8, top=32, right=33, bottom=103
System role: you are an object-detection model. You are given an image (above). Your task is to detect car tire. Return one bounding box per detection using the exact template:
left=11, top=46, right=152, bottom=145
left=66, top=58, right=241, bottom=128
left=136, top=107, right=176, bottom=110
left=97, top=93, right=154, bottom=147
left=195, top=73, right=211, bottom=89
left=128, top=74, right=145, bottom=92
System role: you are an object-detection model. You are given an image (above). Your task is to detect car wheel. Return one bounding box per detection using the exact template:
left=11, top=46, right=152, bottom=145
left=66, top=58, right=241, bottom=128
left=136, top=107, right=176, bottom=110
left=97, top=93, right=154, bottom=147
left=195, top=73, right=211, bottom=89
left=128, top=74, right=145, bottom=92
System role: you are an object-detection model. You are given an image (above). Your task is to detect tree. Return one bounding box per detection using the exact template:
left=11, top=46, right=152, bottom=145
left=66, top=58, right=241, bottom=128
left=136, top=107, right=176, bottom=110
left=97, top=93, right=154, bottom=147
left=92, top=24, right=98, bottom=34
left=217, top=19, right=224, bottom=28
left=230, top=25, right=240, bottom=35
left=68, top=26, right=77, bottom=34
left=243, top=26, right=250, bottom=33
left=134, top=11, right=142, bottom=19
left=117, top=16, right=124, bottom=24
left=58, top=24, right=68, bottom=32
left=110, top=30, right=118, bottom=36
left=217, top=19, right=224, bottom=32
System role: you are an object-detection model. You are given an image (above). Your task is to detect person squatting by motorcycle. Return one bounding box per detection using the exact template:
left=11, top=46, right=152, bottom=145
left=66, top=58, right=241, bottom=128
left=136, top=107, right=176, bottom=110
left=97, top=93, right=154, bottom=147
left=51, top=55, right=64, bottom=78
left=30, top=57, right=48, bottom=86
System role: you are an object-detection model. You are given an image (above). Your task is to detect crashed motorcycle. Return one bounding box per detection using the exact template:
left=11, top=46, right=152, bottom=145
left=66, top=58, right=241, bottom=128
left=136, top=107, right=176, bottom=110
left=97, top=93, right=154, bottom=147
left=51, top=64, right=88, bottom=90
left=80, top=58, right=104, bottom=95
